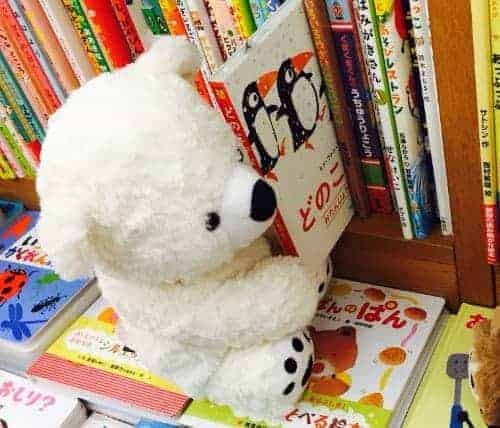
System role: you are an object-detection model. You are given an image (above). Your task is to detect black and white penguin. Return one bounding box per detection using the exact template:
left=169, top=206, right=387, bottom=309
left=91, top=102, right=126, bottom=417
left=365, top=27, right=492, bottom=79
left=242, top=71, right=280, bottom=177
left=276, top=52, right=319, bottom=151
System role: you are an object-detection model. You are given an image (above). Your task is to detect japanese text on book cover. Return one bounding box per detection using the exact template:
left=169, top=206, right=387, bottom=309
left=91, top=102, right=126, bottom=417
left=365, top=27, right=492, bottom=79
left=211, top=0, right=353, bottom=267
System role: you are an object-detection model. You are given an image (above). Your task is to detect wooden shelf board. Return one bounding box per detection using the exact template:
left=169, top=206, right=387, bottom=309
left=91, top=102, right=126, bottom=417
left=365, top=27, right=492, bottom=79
left=343, top=214, right=454, bottom=264
left=0, top=178, right=39, bottom=210
left=333, top=214, right=459, bottom=310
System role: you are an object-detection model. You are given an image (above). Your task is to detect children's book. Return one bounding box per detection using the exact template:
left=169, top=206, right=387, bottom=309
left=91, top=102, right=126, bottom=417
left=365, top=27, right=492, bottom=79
left=28, top=298, right=190, bottom=424
left=408, top=0, right=452, bottom=236
left=326, top=0, right=393, bottom=215
left=125, top=0, right=156, bottom=50
left=36, top=0, right=97, bottom=85
left=373, top=0, right=434, bottom=239
left=353, top=0, right=413, bottom=238
left=110, top=0, right=147, bottom=59
left=0, top=368, right=87, bottom=428
left=211, top=0, right=354, bottom=268
left=82, top=412, right=133, bottom=428
left=0, top=210, right=98, bottom=374
left=179, top=279, right=446, bottom=427
left=403, top=304, right=495, bottom=428
left=304, top=0, right=371, bottom=218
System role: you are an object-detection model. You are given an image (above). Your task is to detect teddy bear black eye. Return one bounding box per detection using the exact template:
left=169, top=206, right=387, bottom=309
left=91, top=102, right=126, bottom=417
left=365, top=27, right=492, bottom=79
left=205, top=212, right=221, bottom=231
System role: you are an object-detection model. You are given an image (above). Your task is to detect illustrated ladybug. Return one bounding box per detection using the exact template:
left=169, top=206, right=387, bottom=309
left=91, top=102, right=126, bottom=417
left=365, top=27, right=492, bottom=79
left=0, top=267, right=29, bottom=305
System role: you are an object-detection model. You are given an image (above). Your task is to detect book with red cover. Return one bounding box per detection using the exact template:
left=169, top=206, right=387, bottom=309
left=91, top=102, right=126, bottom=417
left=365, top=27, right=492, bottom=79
left=82, top=0, right=133, bottom=69
left=110, top=0, right=146, bottom=60
left=28, top=298, right=190, bottom=424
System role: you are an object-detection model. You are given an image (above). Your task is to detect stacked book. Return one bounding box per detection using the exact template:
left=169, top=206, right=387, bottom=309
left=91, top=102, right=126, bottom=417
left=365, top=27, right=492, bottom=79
left=0, top=0, right=452, bottom=242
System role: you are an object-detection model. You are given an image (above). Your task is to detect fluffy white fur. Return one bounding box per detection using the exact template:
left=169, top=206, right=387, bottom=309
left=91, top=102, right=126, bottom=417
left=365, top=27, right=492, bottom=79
left=36, top=36, right=330, bottom=421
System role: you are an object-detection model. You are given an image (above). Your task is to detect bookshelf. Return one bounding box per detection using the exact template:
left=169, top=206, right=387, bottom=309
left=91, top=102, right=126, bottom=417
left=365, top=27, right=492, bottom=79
left=0, top=0, right=497, bottom=312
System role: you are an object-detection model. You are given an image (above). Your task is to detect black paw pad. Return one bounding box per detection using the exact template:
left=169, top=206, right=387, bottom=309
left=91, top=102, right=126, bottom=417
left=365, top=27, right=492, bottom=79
left=283, top=382, right=295, bottom=395
left=292, top=337, right=304, bottom=352
left=318, top=282, right=325, bottom=294
left=301, top=355, right=313, bottom=386
left=285, top=358, right=298, bottom=374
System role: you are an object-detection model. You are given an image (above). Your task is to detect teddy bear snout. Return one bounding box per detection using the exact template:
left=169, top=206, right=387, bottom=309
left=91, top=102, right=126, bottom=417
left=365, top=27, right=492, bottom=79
left=250, top=180, right=277, bottom=222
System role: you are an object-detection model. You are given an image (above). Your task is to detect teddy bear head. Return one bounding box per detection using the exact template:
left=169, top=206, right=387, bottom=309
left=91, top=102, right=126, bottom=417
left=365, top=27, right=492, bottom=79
left=36, top=37, right=277, bottom=286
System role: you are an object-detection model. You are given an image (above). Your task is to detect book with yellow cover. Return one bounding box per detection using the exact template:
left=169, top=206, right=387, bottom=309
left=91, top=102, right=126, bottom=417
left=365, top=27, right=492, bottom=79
left=403, top=304, right=495, bottom=428
left=28, top=298, right=190, bottom=424
left=472, top=0, right=498, bottom=264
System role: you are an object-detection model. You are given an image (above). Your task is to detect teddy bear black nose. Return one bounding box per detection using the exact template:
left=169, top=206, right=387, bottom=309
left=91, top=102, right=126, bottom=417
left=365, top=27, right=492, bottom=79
left=250, top=180, right=277, bottom=221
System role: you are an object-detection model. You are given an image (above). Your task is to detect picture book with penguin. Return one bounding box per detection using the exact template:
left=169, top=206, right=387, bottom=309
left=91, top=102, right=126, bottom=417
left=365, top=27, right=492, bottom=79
left=210, top=0, right=354, bottom=268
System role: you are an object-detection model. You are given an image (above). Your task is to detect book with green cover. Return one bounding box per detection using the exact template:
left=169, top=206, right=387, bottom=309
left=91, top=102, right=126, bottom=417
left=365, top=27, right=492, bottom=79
left=403, top=304, right=495, bottom=428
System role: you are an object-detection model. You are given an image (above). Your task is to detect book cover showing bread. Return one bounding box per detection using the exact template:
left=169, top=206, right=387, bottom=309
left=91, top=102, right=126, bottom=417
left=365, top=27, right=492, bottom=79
left=304, top=0, right=371, bottom=218
left=211, top=0, right=353, bottom=268
left=28, top=298, right=189, bottom=420
left=179, top=279, right=444, bottom=428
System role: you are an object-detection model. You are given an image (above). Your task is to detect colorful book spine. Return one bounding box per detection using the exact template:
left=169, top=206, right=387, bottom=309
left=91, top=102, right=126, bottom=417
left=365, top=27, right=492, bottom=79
left=474, top=0, right=499, bottom=263
left=181, top=0, right=224, bottom=72
left=0, top=104, right=35, bottom=177
left=0, top=0, right=61, bottom=113
left=408, top=0, right=452, bottom=235
left=304, top=0, right=371, bottom=217
left=142, top=0, right=170, bottom=34
left=0, top=52, right=45, bottom=142
left=326, top=0, right=393, bottom=214
left=204, top=0, right=244, bottom=59
left=248, top=0, right=269, bottom=27
left=37, top=0, right=96, bottom=84
left=0, top=133, right=21, bottom=178
left=0, top=80, right=30, bottom=143
left=109, top=0, right=146, bottom=59
left=18, top=0, right=80, bottom=93
left=353, top=0, right=413, bottom=235
left=125, top=0, right=155, bottom=49
left=0, top=25, right=50, bottom=126
left=158, top=0, right=188, bottom=35
left=61, top=0, right=111, bottom=74
left=231, top=0, right=256, bottom=37
left=81, top=0, right=132, bottom=69
left=374, top=0, right=433, bottom=238
left=8, top=0, right=67, bottom=105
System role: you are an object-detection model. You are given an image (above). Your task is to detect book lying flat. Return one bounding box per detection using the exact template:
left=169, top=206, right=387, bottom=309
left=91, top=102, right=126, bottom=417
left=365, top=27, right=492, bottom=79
left=403, top=304, right=495, bottom=428
left=28, top=298, right=190, bottom=424
left=0, top=210, right=98, bottom=374
left=179, top=278, right=446, bottom=427
left=0, top=368, right=87, bottom=427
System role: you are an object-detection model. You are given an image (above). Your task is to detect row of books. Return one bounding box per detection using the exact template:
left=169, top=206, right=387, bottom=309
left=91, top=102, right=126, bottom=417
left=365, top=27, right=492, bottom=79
left=0, top=0, right=451, bottom=240
left=0, top=202, right=492, bottom=427
left=471, top=0, right=500, bottom=265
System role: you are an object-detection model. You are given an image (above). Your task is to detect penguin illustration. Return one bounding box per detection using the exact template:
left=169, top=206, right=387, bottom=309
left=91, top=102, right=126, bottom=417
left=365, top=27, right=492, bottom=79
left=276, top=51, right=319, bottom=152
left=242, top=71, right=281, bottom=178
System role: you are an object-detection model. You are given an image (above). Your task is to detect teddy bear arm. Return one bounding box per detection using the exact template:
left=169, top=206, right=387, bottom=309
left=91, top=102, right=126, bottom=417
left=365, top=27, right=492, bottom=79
left=197, top=256, right=319, bottom=348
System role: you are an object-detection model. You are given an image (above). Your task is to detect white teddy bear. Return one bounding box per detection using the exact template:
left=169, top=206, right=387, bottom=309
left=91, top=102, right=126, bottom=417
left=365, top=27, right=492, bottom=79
left=36, top=37, right=332, bottom=421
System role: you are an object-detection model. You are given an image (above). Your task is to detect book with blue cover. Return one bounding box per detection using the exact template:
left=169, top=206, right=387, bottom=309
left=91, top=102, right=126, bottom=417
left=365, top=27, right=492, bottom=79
left=0, top=210, right=98, bottom=374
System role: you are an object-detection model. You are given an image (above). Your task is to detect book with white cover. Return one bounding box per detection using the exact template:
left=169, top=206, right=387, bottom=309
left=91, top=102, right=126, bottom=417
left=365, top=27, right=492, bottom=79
left=0, top=369, right=87, bottom=428
left=210, top=0, right=354, bottom=268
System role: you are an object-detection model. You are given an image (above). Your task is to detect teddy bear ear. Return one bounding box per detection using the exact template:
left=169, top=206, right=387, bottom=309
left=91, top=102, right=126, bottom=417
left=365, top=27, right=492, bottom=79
left=135, top=36, right=201, bottom=82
